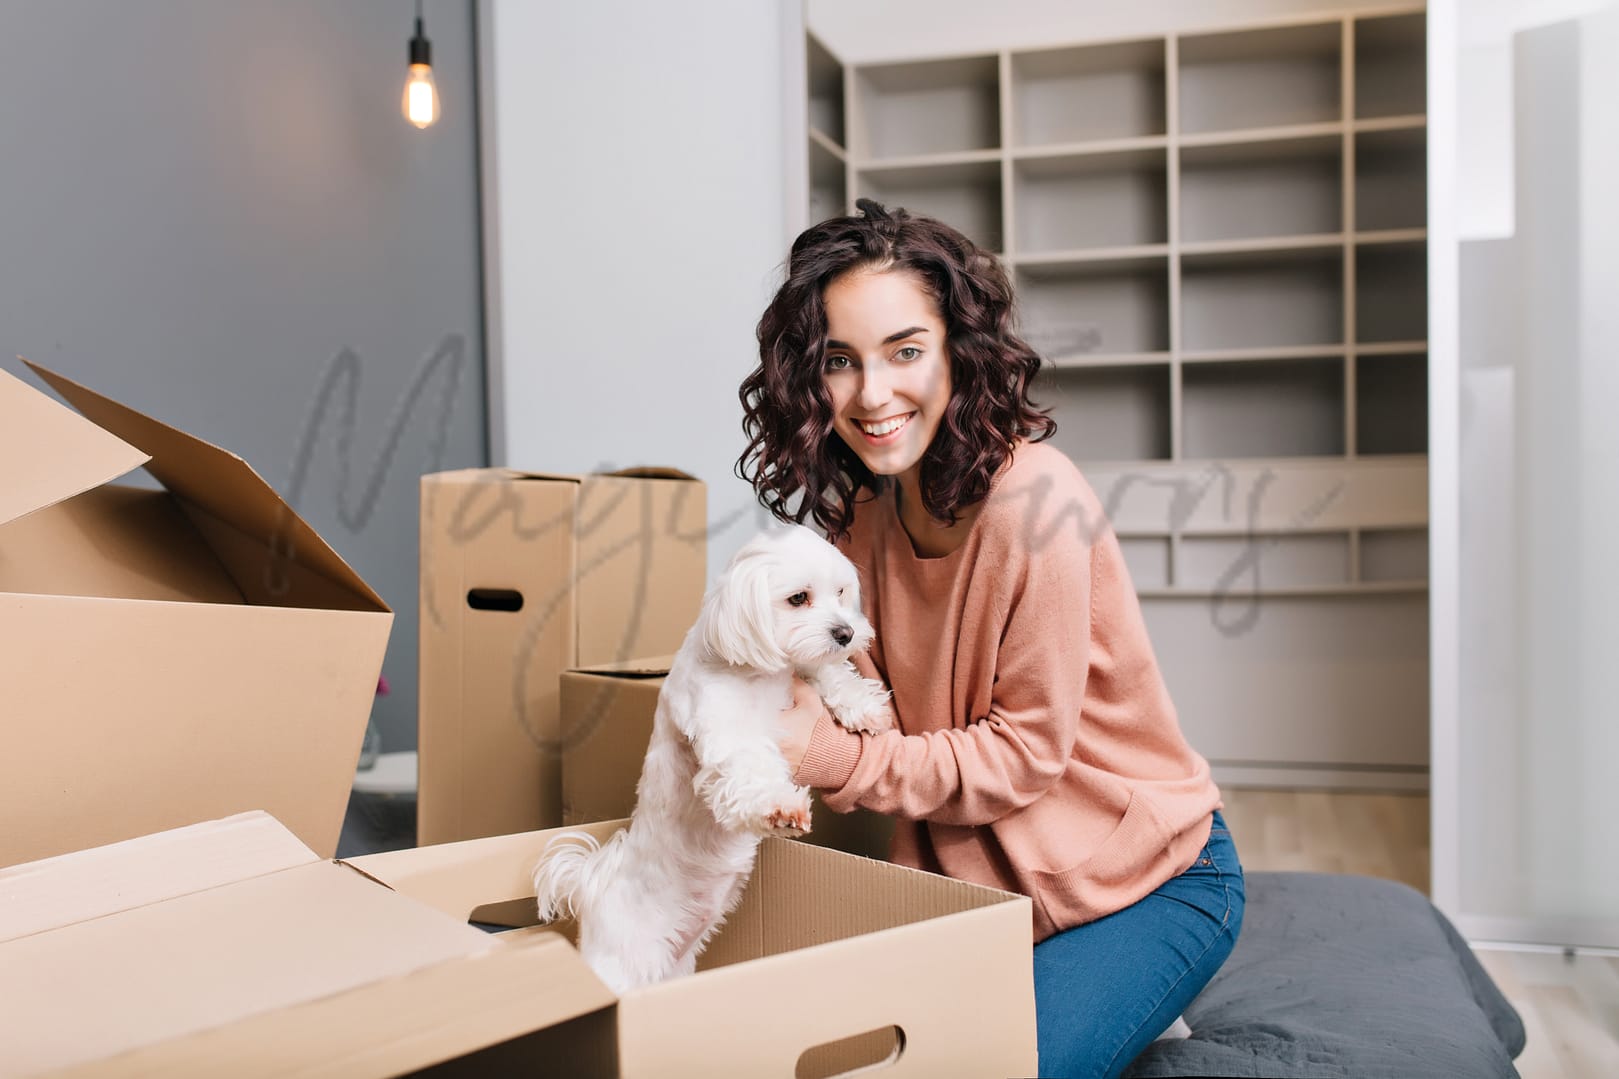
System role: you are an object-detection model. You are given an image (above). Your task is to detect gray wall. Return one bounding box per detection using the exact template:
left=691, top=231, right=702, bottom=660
left=484, top=0, right=793, bottom=582
left=0, top=1, right=488, bottom=753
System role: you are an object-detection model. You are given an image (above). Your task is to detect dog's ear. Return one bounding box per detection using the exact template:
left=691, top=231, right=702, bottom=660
left=700, top=552, right=788, bottom=671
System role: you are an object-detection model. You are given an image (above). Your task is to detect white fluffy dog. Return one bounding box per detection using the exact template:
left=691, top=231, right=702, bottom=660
left=532, top=524, right=894, bottom=992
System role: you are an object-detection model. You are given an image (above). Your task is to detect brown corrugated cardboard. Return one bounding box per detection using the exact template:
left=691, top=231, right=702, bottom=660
left=352, top=822, right=1038, bottom=1078
left=0, top=813, right=617, bottom=1079
left=559, top=657, right=669, bottom=826
left=561, top=656, right=895, bottom=860
left=418, top=468, right=705, bottom=845
left=0, top=363, right=392, bottom=868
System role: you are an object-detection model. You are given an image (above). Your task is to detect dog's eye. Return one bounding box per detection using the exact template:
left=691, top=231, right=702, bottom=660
left=837, top=587, right=845, bottom=597
left=788, top=591, right=809, bottom=607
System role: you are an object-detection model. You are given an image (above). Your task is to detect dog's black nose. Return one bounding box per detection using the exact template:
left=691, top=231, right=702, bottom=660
left=831, top=623, right=854, bottom=647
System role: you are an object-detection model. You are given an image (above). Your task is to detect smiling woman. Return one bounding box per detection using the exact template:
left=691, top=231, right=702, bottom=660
left=738, top=199, right=1051, bottom=545
left=820, top=270, right=957, bottom=553
left=735, top=199, right=1238, bottom=1079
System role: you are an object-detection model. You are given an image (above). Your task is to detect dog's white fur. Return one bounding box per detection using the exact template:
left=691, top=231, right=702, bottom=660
left=532, top=524, right=893, bottom=993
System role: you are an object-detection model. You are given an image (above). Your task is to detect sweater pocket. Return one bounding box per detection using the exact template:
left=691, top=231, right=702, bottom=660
left=1027, top=790, right=1174, bottom=932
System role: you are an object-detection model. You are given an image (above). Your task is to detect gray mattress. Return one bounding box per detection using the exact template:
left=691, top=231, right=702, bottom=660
left=1123, top=872, right=1526, bottom=1078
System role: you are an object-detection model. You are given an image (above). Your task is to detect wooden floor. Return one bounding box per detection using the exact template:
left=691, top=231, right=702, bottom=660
left=1222, top=788, right=1618, bottom=1079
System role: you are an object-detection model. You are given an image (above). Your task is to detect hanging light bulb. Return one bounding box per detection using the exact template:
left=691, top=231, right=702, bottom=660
left=403, top=1, right=440, bottom=129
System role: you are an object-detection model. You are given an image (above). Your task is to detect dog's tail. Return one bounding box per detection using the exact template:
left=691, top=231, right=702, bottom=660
left=532, top=830, right=619, bottom=923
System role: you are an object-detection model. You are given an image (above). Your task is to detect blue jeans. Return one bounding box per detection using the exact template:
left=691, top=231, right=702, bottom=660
left=1032, top=810, right=1244, bottom=1079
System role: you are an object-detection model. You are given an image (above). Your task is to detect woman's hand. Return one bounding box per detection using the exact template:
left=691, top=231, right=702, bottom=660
left=778, top=675, right=825, bottom=778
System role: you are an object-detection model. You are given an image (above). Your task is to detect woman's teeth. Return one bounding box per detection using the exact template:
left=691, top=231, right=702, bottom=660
left=859, top=415, right=910, bottom=437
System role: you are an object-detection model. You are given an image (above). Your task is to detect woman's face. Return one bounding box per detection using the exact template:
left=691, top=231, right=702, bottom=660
left=821, top=267, right=952, bottom=487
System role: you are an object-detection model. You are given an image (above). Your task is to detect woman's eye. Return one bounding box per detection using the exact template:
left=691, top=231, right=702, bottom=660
left=825, top=355, right=851, bottom=371
left=788, top=591, right=810, bottom=607
left=896, top=346, right=922, bottom=361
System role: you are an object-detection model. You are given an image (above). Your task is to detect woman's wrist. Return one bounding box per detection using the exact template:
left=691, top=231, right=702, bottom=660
left=794, top=711, right=863, bottom=790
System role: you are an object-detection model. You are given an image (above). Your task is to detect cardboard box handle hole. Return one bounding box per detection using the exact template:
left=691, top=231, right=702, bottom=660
left=796, top=1025, right=906, bottom=1079
left=467, top=588, right=524, bottom=612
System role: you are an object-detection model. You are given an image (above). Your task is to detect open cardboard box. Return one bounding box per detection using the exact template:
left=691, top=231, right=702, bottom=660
left=418, top=467, right=705, bottom=845
left=0, top=812, right=617, bottom=1078
left=0, top=362, right=391, bottom=868
left=1, top=813, right=1036, bottom=1078
left=351, top=819, right=1039, bottom=1078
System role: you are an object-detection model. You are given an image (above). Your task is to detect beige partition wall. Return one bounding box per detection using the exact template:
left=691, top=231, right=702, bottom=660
left=804, top=5, right=1430, bottom=790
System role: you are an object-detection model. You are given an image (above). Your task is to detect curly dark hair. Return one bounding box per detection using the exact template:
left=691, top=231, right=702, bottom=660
left=737, top=198, right=1055, bottom=540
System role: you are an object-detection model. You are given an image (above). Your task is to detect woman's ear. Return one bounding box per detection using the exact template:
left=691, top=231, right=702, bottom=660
left=699, top=553, right=789, bottom=671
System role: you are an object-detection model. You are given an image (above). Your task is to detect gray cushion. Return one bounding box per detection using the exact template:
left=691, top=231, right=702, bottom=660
left=1123, top=872, right=1525, bottom=1078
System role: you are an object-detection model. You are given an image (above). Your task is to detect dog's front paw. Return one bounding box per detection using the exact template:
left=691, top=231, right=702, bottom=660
left=760, top=787, right=813, bottom=837
left=830, top=677, right=894, bottom=734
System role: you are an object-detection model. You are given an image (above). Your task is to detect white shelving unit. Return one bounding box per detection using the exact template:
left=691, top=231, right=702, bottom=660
left=804, top=7, right=1430, bottom=789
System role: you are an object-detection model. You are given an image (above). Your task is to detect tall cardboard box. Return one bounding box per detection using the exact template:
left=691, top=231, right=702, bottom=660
left=560, top=657, right=895, bottom=860
left=418, top=468, right=705, bottom=845
left=0, top=363, right=392, bottom=867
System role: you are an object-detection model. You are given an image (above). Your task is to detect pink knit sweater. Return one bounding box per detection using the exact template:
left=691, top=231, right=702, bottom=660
left=794, top=440, right=1222, bottom=942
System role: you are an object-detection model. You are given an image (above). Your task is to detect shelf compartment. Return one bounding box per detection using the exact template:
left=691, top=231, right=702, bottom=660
left=1359, top=527, right=1428, bottom=582
left=1177, top=22, right=1343, bottom=135
left=1140, top=592, right=1430, bottom=766
left=1355, top=351, right=1427, bottom=455
left=851, top=55, right=1000, bottom=160
left=1354, top=115, right=1426, bottom=135
left=1013, top=147, right=1168, bottom=253
left=1180, top=133, right=1343, bottom=243
left=1177, top=532, right=1352, bottom=591
left=1182, top=344, right=1345, bottom=364
left=857, top=159, right=1003, bottom=253
left=1182, top=357, right=1346, bottom=459
left=1181, top=247, right=1344, bottom=352
left=1012, top=38, right=1166, bottom=147
left=809, top=136, right=847, bottom=225
left=1118, top=535, right=1172, bottom=590
left=1083, top=458, right=1428, bottom=536
left=808, top=34, right=846, bottom=150
left=1355, top=240, right=1426, bottom=343
left=1355, top=127, right=1426, bottom=231
left=1041, top=362, right=1172, bottom=462
left=1017, top=257, right=1170, bottom=358
left=1354, top=13, right=1426, bottom=120
left=1357, top=339, right=1427, bottom=355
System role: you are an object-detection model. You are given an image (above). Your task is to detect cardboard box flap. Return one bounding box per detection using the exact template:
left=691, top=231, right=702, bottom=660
left=712, top=835, right=1021, bottom=969
left=0, top=366, right=150, bottom=529
left=0, top=844, right=498, bottom=1076
left=0, top=484, right=248, bottom=604
left=569, top=654, right=676, bottom=678
left=482, top=466, right=699, bottom=484
left=602, top=466, right=698, bottom=482
left=0, top=812, right=317, bottom=945
left=23, top=361, right=387, bottom=612
left=350, top=819, right=628, bottom=922
left=52, top=931, right=617, bottom=1078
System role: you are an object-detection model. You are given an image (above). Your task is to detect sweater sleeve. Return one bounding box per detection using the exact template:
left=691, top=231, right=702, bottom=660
left=803, top=513, right=1096, bottom=827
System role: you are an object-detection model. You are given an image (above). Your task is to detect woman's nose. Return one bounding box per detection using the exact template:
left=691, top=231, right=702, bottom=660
left=857, top=364, right=891, bottom=410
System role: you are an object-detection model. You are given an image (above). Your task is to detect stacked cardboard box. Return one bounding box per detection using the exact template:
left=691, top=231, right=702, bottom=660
left=417, top=467, right=705, bottom=845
